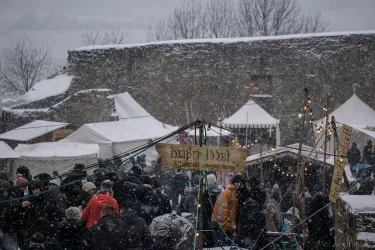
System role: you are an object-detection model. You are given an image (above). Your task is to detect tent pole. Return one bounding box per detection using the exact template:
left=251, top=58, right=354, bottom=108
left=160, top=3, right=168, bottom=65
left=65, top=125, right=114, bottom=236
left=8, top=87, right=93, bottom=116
left=322, top=95, right=330, bottom=194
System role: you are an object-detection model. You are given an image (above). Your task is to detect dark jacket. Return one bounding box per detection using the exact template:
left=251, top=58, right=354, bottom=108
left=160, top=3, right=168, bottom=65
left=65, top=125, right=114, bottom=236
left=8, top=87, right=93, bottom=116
left=74, top=192, right=93, bottom=210
left=347, top=146, right=361, bottom=166
left=56, top=219, right=86, bottom=250
left=119, top=209, right=151, bottom=250
left=44, top=190, right=67, bottom=223
left=29, top=217, right=63, bottom=250
left=155, top=189, right=172, bottom=215
left=61, top=171, right=87, bottom=206
left=237, top=198, right=267, bottom=249
left=140, top=191, right=162, bottom=225
left=173, top=173, right=187, bottom=196
left=81, top=215, right=127, bottom=250
left=183, top=186, right=199, bottom=214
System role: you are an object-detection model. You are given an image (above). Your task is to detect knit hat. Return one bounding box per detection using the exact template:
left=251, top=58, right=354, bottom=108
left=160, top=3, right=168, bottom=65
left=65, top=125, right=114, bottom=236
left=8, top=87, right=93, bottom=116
left=82, top=180, right=96, bottom=193
left=73, top=163, right=85, bottom=171
left=16, top=166, right=29, bottom=176
left=16, top=174, right=29, bottom=187
left=48, top=178, right=61, bottom=187
left=205, top=174, right=217, bottom=186
left=100, top=179, right=113, bottom=194
left=231, top=174, right=245, bottom=185
left=65, top=207, right=82, bottom=220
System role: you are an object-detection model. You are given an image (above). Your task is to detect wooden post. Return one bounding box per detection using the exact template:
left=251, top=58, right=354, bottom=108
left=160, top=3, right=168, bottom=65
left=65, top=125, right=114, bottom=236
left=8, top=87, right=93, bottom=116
left=322, top=95, right=330, bottom=194
left=198, top=122, right=204, bottom=250
left=260, top=142, right=263, bottom=187
left=292, top=88, right=308, bottom=240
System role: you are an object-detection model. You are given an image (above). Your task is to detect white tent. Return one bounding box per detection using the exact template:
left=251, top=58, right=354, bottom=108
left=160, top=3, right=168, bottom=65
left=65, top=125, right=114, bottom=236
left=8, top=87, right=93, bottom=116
left=223, top=100, right=281, bottom=146
left=316, top=94, right=375, bottom=154
left=64, top=92, right=179, bottom=161
left=0, top=141, right=20, bottom=159
left=12, top=142, right=99, bottom=176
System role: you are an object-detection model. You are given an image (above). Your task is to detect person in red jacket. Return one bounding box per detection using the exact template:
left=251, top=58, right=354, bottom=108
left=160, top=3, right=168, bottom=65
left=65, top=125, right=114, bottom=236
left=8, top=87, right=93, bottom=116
left=82, top=179, right=119, bottom=228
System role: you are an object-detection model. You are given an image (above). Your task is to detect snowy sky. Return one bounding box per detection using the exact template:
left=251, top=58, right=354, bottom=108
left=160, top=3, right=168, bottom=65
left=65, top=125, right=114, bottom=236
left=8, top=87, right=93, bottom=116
left=0, top=0, right=375, bottom=65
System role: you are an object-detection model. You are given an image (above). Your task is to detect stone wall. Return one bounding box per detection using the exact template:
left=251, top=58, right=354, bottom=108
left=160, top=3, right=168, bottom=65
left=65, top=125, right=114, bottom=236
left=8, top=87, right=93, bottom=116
left=34, top=32, right=375, bottom=143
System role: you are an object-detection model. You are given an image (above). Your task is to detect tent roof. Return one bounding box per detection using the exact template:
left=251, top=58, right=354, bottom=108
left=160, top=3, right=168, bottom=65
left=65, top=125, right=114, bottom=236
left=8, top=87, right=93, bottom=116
left=15, top=142, right=99, bottom=159
left=0, top=141, right=20, bottom=159
left=0, top=120, right=69, bottom=141
left=223, top=100, right=279, bottom=128
left=186, top=125, right=231, bottom=137
left=84, top=118, right=178, bottom=143
left=113, top=92, right=150, bottom=119
left=322, top=94, right=375, bottom=128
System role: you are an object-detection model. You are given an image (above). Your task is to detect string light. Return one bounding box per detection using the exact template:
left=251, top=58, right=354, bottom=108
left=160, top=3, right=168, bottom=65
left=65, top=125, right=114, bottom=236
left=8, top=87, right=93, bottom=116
left=196, top=232, right=199, bottom=237
left=308, top=98, right=311, bottom=104
left=305, top=167, right=308, bottom=171
left=197, top=204, right=201, bottom=208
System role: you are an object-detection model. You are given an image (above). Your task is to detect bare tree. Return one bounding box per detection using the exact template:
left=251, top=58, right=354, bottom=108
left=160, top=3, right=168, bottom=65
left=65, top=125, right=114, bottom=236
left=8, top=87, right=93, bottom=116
left=237, top=0, right=329, bottom=36
left=81, top=29, right=128, bottom=46
left=205, top=0, right=237, bottom=38
left=148, top=0, right=329, bottom=41
left=0, top=36, right=54, bottom=95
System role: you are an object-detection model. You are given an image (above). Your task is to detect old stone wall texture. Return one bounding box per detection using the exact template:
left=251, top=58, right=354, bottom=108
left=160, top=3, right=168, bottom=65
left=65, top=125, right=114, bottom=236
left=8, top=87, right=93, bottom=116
left=67, top=33, right=375, bottom=143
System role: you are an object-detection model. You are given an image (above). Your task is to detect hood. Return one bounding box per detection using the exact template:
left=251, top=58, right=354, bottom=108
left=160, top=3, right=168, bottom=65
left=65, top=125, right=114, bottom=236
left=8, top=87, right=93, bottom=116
left=120, top=209, right=138, bottom=224
left=98, top=215, right=119, bottom=231
left=91, top=193, right=114, bottom=206
left=207, top=183, right=221, bottom=194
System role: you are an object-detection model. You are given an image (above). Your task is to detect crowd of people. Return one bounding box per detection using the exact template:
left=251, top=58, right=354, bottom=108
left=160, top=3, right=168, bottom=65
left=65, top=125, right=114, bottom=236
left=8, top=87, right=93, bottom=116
left=0, top=158, right=339, bottom=250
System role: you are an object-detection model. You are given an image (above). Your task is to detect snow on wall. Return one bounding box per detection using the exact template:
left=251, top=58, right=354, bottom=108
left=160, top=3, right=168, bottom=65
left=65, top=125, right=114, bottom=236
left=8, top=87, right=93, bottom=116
left=341, top=195, right=375, bottom=214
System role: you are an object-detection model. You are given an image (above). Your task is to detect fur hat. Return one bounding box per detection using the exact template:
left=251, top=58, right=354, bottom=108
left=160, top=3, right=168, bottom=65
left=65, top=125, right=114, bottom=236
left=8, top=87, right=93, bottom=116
left=82, top=180, right=96, bottom=193
left=231, top=174, right=245, bottom=185
left=48, top=178, right=61, bottom=187
left=65, top=207, right=82, bottom=220
left=16, top=174, right=28, bottom=187
left=100, top=179, right=113, bottom=194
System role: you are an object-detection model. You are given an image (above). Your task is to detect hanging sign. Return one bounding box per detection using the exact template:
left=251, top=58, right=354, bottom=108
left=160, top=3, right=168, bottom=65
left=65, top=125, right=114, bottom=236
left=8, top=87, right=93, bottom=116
left=329, top=124, right=353, bottom=203
left=156, top=143, right=247, bottom=172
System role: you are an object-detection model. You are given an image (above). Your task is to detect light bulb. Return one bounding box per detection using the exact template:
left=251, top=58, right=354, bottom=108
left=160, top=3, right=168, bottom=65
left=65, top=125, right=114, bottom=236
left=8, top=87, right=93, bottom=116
left=197, top=204, right=201, bottom=208
left=305, top=168, right=308, bottom=171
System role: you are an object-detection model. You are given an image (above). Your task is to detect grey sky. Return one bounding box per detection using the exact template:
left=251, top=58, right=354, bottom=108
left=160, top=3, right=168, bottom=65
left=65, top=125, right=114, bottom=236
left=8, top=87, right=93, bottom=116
left=0, top=0, right=375, bottom=65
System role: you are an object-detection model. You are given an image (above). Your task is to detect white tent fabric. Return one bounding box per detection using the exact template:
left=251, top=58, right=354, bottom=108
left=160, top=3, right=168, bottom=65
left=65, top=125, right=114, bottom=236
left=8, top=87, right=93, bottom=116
left=0, top=120, right=69, bottom=141
left=64, top=92, right=179, bottom=161
left=12, top=142, right=99, bottom=176
left=0, top=141, right=20, bottom=159
left=186, top=125, right=231, bottom=137
left=315, top=94, right=375, bottom=154
left=223, top=100, right=280, bottom=146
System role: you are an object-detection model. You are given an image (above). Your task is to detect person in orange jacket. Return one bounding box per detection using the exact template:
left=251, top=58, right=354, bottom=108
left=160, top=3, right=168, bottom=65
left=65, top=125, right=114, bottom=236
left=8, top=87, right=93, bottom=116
left=82, top=179, right=119, bottom=228
left=211, top=174, right=245, bottom=247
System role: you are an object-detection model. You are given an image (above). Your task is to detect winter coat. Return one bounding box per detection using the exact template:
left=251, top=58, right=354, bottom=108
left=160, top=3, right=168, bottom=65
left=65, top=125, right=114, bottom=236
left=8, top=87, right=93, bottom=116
left=61, top=171, right=87, bottom=206
left=347, top=147, right=361, bottom=166
left=113, top=179, right=141, bottom=205
left=140, top=191, right=162, bottom=225
left=155, top=189, right=172, bottom=215
left=55, top=219, right=86, bottom=250
left=211, top=185, right=238, bottom=232
left=363, top=143, right=373, bottom=164
left=183, top=185, right=199, bottom=214
left=82, top=192, right=119, bottom=228
left=27, top=194, right=47, bottom=232
left=74, top=192, right=93, bottom=210
left=81, top=215, right=127, bottom=250
left=7, top=186, right=30, bottom=234
left=264, top=197, right=282, bottom=232
left=119, top=209, right=151, bottom=250
left=202, top=183, right=221, bottom=248
left=237, top=198, right=267, bottom=249
left=44, top=190, right=67, bottom=223
left=0, top=187, right=13, bottom=233
left=173, top=173, right=187, bottom=196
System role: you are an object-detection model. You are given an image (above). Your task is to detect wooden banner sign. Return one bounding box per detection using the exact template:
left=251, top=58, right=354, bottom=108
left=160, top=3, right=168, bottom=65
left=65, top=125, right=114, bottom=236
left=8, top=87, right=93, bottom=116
left=329, top=124, right=353, bottom=203
left=155, top=143, right=248, bottom=172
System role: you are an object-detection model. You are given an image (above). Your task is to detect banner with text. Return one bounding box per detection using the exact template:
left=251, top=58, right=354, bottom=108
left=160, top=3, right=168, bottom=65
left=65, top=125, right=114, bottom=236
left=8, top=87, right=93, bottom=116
left=156, top=143, right=247, bottom=172
left=329, top=124, right=353, bottom=203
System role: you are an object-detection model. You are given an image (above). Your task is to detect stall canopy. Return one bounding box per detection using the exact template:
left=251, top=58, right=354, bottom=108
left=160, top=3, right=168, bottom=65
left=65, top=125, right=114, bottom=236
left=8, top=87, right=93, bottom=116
left=13, top=142, right=99, bottom=176
left=0, top=141, right=20, bottom=159
left=64, top=92, right=179, bottom=160
left=316, top=94, right=375, bottom=154
left=0, top=120, right=69, bottom=142
left=223, top=99, right=280, bottom=146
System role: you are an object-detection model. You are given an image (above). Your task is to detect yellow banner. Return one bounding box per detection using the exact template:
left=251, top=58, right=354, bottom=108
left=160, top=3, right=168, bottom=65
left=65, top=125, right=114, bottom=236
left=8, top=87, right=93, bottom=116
left=329, top=125, right=353, bottom=203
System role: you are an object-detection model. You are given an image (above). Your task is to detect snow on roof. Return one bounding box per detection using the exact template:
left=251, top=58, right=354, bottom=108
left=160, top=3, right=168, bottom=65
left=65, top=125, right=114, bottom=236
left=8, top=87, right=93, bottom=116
left=357, top=232, right=375, bottom=242
left=0, top=141, right=20, bottom=159
left=15, top=142, right=99, bottom=159
left=73, top=30, right=375, bottom=51
left=23, top=74, right=73, bottom=103
left=341, top=195, right=375, bottom=214
left=223, top=100, right=279, bottom=128
left=0, top=120, right=69, bottom=141
left=85, top=117, right=178, bottom=143
left=113, top=92, right=150, bottom=119
left=318, top=94, right=375, bottom=129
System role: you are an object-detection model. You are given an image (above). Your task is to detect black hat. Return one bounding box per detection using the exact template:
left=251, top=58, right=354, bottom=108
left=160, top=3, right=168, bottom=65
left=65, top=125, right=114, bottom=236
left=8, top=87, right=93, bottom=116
left=29, top=181, right=43, bottom=191
left=232, top=174, right=246, bottom=185
left=30, top=232, right=45, bottom=244
left=141, top=175, right=151, bottom=185
left=141, top=191, right=159, bottom=206
left=130, top=165, right=142, bottom=177
left=0, top=171, right=11, bottom=181
left=16, top=166, right=29, bottom=175
left=73, top=163, right=85, bottom=171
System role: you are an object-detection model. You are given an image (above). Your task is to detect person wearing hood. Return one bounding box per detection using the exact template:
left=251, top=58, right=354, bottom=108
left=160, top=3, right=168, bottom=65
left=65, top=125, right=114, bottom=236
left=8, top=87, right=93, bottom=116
left=44, top=178, right=67, bottom=224
left=183, top=185, right=199, bottom=214
left=74, top=180, right=96, bottom=210
left=271, top=183, right=282, bottom=203
left=264, top=190, right=282, bottom=233
left=81, top=205, right=127, bottom=250
left=82, top=180, right=119, bottom=228
left=237, top=187, right=267, bottom=249
left=119, top=196, right=151, bottom=250
left=211, top=174, right=245, bottom=247
left=305, top=193, right=334, bottom=250
left=202, top=174, right=222, bottom=248
left=55, top=207, right=86, bottom=250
